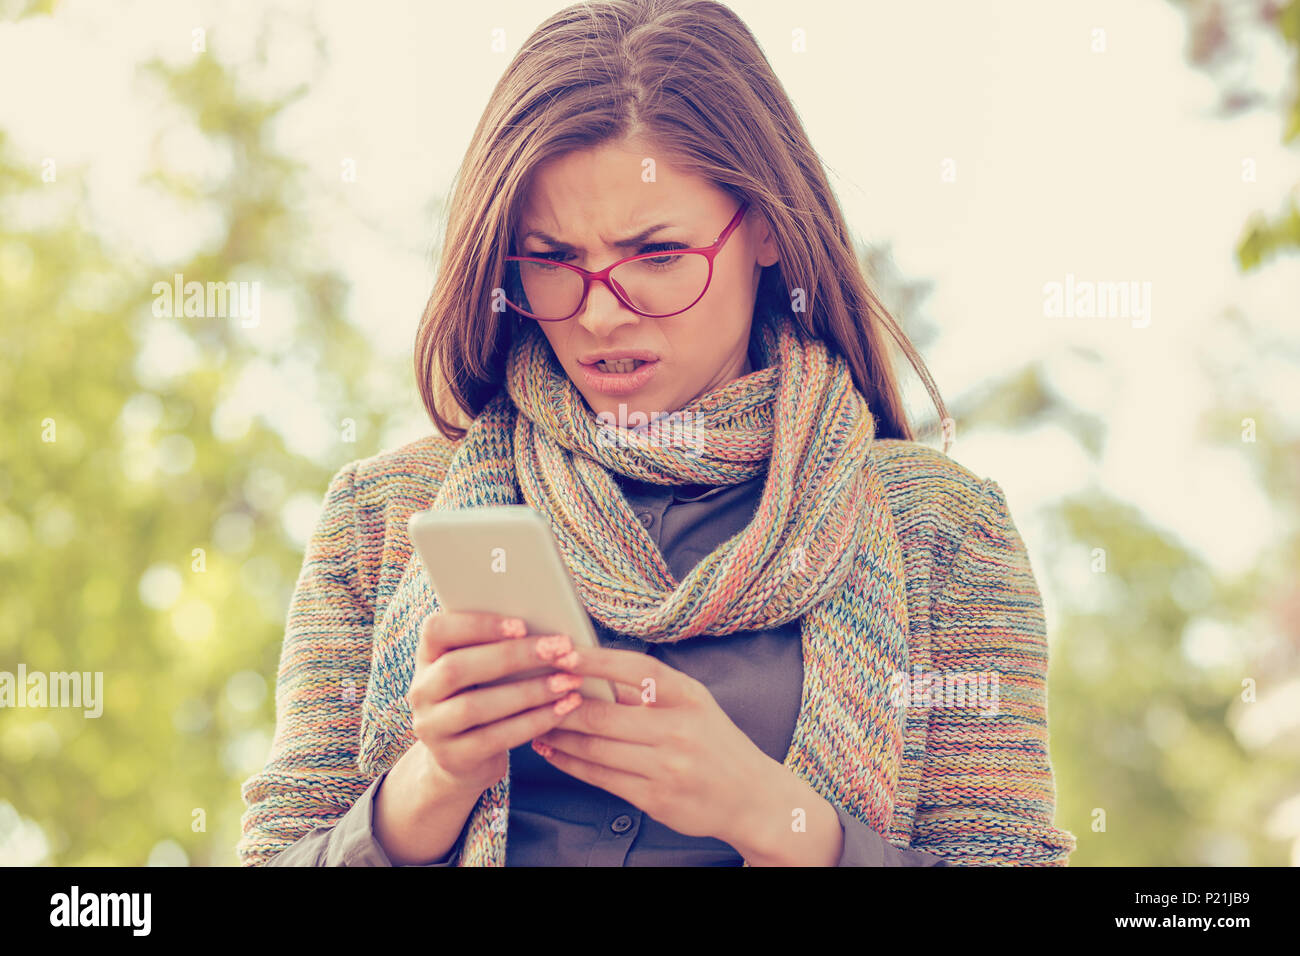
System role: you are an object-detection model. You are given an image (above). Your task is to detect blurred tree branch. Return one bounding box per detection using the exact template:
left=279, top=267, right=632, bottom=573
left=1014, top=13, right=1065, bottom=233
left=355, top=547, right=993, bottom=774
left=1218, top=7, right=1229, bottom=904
left=1170, top=0, right=1300, bottom=268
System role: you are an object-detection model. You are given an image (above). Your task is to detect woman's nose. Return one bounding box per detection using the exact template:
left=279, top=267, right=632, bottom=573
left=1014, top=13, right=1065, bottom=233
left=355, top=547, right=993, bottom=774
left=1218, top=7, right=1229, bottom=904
left=576, top=279, right=640, bottom=336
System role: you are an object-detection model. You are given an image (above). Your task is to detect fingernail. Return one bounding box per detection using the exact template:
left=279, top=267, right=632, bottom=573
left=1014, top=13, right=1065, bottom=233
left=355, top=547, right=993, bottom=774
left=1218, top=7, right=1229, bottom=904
left=535, top=634, right=573, bottom=662
left=500, top=617, right=527, bottom=639
left=547, top=672, right=584, bottom=693
left=531, top=738, right=554, bottom=758
left=553, top=691, right=582, bottom=716
left=554, top=650, right=580, bottom=669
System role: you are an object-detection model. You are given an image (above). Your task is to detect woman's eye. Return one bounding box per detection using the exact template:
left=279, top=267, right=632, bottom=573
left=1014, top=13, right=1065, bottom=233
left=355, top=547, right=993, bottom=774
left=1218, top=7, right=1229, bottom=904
left=636, top=242, right=689, bottom=265
left=522, top=242, right=686, bottom=264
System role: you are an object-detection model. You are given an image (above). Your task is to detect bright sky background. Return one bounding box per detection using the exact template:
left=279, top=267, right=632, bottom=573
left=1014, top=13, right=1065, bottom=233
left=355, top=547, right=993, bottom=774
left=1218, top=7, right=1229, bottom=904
left=1, top=0, right=1297, bottom=583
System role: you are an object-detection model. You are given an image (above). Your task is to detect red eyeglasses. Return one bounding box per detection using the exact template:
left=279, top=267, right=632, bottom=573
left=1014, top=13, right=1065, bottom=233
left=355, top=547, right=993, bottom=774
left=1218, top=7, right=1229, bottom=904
left=502, top=200, right=750, bottom=321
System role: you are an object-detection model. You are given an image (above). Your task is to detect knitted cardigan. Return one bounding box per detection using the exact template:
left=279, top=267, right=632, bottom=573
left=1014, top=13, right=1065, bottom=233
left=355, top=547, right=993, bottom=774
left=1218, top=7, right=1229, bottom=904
left=237, top=433, right=1077, bottom=866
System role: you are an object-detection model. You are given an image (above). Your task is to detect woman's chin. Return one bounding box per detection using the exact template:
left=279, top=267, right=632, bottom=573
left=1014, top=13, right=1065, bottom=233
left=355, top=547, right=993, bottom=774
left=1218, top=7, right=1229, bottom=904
left=585, top=394, right=679, bottom=428
left=576, top=383, right=654, bottom=420
left=588, top=400, right=649, bottom=427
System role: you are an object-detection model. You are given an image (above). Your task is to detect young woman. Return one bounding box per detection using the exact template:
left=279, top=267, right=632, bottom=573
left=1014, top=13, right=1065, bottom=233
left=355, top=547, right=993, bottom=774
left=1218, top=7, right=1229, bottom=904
left=238, top=0, right=1076, bottom=867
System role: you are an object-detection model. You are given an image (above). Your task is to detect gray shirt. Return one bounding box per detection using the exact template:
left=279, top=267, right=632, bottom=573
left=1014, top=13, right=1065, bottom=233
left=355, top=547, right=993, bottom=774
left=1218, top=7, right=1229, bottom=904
left=266, top=470, right=946, bottom=867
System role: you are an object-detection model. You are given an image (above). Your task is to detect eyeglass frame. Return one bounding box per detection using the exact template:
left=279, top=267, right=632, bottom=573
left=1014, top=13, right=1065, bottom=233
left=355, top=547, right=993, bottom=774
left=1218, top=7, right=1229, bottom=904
left=502, top=199, right=751, bottom=321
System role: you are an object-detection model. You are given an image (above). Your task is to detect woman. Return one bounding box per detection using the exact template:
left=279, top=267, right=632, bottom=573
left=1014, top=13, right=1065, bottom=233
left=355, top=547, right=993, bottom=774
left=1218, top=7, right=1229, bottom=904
left=238, top=0, right=1076, bottom=867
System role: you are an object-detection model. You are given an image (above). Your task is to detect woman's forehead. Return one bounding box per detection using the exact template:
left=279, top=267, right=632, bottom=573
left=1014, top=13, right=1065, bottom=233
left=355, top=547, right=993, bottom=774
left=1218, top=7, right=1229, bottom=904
left=515, top=179, right=724, bottom=246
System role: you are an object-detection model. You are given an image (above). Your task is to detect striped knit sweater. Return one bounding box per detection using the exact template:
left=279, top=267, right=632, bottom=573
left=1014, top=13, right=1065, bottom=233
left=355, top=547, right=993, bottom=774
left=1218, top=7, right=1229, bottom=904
left=237, top=433, right=1077, bottom=866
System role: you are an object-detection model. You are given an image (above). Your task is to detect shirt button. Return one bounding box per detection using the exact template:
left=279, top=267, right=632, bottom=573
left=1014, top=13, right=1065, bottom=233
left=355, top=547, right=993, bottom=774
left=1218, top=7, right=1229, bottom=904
left=637, top=512, right=653, bottom=528
left=610, top=814, right=633, bottom=834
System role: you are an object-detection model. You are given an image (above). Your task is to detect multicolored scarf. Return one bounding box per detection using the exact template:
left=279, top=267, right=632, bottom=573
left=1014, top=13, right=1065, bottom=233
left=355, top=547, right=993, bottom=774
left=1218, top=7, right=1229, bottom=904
left=360, top=298, right=912, bottom=863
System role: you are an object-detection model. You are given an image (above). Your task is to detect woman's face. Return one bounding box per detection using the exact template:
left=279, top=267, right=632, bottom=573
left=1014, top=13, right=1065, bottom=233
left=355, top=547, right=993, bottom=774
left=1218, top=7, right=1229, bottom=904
left=512, top=137, right=780, bottom=427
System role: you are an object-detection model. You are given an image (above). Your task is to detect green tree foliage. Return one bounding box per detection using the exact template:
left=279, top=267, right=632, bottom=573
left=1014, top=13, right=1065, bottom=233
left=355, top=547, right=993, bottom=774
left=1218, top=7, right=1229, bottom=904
left=1172, top=0, right=1300, bottom=268
left=0, top=36, right=399, bottom=863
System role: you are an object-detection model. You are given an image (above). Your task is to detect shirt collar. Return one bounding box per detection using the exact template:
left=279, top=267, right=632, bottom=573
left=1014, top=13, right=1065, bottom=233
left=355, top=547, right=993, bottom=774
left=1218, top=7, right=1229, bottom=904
left=613, top=471, right=765, bottom=504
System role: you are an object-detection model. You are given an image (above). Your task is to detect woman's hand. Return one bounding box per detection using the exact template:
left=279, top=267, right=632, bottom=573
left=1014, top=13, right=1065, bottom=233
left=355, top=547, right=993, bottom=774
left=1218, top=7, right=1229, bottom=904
left=528, top=643, right=776, bottom=846
left=404, top=610, right=589, bottom=797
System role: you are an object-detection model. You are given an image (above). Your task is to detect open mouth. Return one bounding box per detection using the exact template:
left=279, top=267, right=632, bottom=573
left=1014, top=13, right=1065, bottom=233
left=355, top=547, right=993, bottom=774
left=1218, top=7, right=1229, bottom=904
left=594, top=358, right=650, bottom=373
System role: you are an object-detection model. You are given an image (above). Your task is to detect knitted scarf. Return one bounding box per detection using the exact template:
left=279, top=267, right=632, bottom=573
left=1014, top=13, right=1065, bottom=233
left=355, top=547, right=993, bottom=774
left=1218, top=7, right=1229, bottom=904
left=360, top=297, right=912, bottom=862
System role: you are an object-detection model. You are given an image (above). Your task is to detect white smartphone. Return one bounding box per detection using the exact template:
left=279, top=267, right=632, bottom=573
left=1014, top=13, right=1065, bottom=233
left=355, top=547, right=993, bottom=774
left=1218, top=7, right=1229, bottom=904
left=407, top=505, right=617, bottom=703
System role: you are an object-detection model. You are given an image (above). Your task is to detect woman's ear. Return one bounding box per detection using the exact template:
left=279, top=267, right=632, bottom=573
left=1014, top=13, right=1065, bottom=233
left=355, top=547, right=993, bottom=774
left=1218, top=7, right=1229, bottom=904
left=752, top=213, right=780, bottom=268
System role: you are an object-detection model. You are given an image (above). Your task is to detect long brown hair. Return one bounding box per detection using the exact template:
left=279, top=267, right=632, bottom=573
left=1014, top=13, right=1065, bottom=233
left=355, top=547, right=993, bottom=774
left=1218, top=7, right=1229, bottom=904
left=416, top=0, right=949, bottom=448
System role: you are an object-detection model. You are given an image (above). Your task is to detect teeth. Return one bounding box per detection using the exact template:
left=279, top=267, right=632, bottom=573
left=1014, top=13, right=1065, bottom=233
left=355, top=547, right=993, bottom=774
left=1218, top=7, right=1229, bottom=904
left=596, top=358, right=645, bottom=373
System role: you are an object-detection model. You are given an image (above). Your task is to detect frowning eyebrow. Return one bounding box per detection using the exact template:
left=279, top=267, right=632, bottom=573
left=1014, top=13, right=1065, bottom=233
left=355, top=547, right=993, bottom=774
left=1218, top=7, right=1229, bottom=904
left=520, top=222, right=678, bottom=250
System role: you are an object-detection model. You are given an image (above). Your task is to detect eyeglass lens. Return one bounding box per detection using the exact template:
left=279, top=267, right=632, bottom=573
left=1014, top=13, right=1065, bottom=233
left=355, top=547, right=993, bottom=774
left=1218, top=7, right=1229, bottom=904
left=504, top=253, right=710, bottom=320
